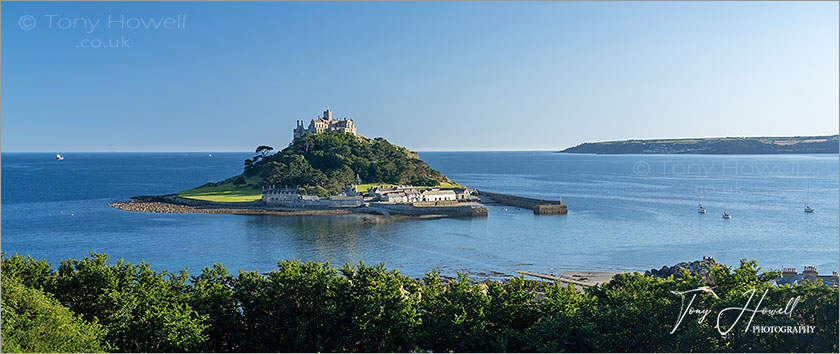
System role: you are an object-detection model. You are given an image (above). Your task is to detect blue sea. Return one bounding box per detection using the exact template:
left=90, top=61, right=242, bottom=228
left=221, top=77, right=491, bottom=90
left=2, top=152, right=837, bottom=278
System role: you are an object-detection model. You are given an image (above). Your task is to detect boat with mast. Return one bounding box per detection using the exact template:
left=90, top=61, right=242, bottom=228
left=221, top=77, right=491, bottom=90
left=805, top=184, right=814, bottom=213
left=697, top=190, right=706, bottom=214
left=722, top=201, right=731, bottom=219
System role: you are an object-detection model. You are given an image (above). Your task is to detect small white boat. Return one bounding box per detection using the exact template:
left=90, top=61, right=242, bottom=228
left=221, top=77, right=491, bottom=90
left=804, top=184, right=814, bottom=213
left=698, top=190, right=706, bottom=214
left=722, top=201, right=731, bottom=219
left=208, top=153, right=212, bottom=158
left=56, top=154, right=64, bottom=161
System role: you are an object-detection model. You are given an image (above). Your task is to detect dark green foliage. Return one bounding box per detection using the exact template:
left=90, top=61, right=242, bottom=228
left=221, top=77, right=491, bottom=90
left=417, top=272, right=497, bottom=351
left=2, top=254, right=837, bottom=353
left=51, top=254, right=208, bottom=352
left=249, top=132, right=449, bottom=195
left=1, top=276, right=107, bottom=353
left=336, top=262, right=422, bottom=352
left=524, top=281, right=600, bottom=352
left=2, top=252, right=208, bottom=352
left=188, top=264, right=243, bottom=352
left=255, top=145, right=273, bottom=157
left=232, top=176, right=246, bottom=186
left=235, top=261, right=346, bottom=352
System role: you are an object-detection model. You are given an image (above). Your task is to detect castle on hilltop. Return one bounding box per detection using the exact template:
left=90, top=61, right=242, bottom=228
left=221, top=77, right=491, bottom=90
left=294, top=109, right=357, bottom=139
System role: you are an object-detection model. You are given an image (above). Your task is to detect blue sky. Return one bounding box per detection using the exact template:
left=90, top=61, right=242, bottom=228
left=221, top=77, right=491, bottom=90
left=2, top=1, right=838, bottom=152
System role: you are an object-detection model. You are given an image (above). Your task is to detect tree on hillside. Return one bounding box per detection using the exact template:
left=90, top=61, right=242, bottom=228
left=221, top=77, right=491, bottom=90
left=246, top=132, right=449, bottom=196
left=256, top=145, right=274, bottom=158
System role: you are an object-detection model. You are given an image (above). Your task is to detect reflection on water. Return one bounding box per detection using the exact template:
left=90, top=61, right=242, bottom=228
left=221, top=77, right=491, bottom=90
left=2, top=152, right=838, bottom=278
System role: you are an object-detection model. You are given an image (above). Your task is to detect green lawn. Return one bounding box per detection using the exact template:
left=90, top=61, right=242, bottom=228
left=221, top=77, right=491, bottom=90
left=178, top=176, right=263, bottom=203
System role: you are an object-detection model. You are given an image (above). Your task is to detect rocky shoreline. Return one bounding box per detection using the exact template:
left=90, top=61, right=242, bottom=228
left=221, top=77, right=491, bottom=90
left=108, top=194, right=482, bottom=220
left=644, top=257, right=720, bottom=284
left=109, top=200, right=364, bottom=217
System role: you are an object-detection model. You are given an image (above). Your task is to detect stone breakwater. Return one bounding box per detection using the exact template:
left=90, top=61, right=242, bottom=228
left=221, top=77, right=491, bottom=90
left=476, top=190, right=567, bottom=215
left=367, top=202, right=488, bottom=218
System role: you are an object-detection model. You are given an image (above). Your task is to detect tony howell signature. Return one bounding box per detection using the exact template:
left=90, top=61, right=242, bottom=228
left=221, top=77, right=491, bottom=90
left=670, top=287, right=804, bottom=336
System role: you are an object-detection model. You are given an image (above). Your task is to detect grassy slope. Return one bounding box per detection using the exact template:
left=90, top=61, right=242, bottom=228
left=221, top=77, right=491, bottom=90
left=179, top=179, right=466, bottom=202
left=178, top=176, right=262, bottom=202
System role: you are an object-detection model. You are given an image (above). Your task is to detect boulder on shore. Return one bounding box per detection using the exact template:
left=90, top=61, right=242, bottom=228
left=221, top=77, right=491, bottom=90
left=644, top=257, right=721, bottom=284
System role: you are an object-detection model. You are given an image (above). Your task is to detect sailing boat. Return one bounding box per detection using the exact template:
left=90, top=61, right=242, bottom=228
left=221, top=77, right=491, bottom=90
left=804, top=184, right=814, bottom=213
left=55, top=154, right=64, bottom=161
left=722, top=201, right=731, bottom=219
left=697, top=190, right=706, bottom=214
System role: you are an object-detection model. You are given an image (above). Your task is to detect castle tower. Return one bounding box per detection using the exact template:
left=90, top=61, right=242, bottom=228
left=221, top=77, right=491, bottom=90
left=293, top=108, right=357, bottom=141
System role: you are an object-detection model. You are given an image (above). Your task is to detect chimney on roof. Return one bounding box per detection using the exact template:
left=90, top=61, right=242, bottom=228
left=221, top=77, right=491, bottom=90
left=782, top=267, right=797, bottom=278
left=802, top=266, right=818, bottom=278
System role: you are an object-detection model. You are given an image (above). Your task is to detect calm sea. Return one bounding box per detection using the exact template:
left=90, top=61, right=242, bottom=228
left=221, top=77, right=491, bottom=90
left=2, top=152, right=837, bottom=278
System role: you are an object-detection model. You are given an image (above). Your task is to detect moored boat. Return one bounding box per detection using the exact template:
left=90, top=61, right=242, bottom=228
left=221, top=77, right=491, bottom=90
left=804, top=184, right=814, bottom=213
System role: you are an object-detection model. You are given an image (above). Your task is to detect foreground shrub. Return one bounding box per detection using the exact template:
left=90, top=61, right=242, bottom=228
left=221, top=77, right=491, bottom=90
left=1, top=253, right=837, bottom=352
left=1, top=276, right=107, bottom=353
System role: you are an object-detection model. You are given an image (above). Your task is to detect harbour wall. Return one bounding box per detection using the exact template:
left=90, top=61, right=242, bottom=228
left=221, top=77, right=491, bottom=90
left=477, top=191, right=568, bottom=215
left=266, top=197, right=364, bottom=209
left=369, top=202, right=488, bottom=217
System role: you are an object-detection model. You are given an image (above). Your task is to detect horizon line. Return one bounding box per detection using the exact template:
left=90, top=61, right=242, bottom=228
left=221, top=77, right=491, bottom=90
left=1, top=148, right=567, bottom=153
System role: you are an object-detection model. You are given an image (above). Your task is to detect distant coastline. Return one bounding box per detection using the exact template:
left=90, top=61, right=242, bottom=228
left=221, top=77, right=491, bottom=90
left=559, top=134, right=839, bottom=154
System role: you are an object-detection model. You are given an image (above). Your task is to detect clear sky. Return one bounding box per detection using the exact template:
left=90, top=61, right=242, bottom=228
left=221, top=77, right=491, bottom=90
left=2, top=1, right=838, bottom=152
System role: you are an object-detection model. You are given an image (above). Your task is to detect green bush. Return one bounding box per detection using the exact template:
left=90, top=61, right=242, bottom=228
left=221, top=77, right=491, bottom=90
left=1, top=254, right=837, bottom=353
left=1, top=276, right=107, bottom=353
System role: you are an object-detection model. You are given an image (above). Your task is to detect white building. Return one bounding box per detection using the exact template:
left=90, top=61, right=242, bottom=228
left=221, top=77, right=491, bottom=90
left=421, top=189, right=457, bottom=202
left=453, top=188, right=473, bottom=201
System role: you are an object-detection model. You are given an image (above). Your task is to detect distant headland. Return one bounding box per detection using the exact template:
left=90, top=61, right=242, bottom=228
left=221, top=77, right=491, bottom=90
left=560, top=135, right=839, bottom=154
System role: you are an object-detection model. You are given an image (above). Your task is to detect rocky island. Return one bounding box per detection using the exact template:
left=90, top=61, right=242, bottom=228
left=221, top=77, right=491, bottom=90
left=111, top=109, right=567, bottom=218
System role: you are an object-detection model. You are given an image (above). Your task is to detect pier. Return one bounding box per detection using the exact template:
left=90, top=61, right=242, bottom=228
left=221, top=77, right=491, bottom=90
left=368, top=202, right=488, bottom=217
left=476, top=190, right=568, bottom=215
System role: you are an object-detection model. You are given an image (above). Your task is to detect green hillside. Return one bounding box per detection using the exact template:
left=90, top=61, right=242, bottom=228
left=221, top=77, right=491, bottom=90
left=560, top=135, right=839, bottom=154
left=179, top=132, right=454, bottom=201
